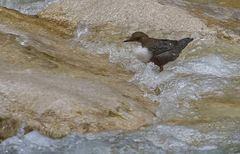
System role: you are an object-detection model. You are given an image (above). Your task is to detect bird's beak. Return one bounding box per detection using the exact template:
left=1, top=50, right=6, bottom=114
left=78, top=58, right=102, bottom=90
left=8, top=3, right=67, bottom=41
left=123, top=37, right=134, bottom=42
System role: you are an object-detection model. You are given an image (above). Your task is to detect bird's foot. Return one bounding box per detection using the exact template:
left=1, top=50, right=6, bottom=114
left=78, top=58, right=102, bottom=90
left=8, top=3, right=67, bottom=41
left=160, top=66, right=164, bottom=72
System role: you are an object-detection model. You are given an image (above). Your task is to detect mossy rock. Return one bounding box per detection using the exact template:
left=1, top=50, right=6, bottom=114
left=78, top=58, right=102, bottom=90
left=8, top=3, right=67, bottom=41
left=0, top=118, right=20, bottom=141
left=0, top=117, right=34, bottom=142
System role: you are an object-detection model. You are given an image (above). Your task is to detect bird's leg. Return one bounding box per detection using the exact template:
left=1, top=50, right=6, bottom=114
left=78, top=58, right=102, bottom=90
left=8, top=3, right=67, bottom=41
left=160, top=66, right=164, bottom=72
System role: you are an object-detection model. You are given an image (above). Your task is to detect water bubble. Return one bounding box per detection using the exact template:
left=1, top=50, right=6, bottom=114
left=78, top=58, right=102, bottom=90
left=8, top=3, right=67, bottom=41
left=17, top=122, right=26, bottom=139
left=75, top=20, right=89, bottom=40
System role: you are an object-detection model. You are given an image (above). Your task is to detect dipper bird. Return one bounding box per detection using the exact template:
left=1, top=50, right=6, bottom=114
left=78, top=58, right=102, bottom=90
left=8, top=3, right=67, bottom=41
left=124, top=32, right=193, bottom=71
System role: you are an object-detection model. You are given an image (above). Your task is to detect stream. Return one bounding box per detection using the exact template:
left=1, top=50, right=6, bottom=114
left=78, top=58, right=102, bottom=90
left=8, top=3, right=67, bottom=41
left=0, top=0, right=240, bottom=153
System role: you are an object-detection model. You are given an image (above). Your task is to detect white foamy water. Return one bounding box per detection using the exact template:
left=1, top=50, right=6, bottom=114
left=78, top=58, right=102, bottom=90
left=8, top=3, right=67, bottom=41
left=74, top=31, right=240, bottom=121
left=1, top=24, right=238, bottom=153
left=74, top=21, right=89, bottom=40
left=1, top=1, right=240, bottom=153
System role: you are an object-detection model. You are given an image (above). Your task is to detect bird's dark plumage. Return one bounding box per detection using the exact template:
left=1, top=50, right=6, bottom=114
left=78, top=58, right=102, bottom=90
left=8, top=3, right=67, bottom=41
left=124, top=32, right=193, bottom=71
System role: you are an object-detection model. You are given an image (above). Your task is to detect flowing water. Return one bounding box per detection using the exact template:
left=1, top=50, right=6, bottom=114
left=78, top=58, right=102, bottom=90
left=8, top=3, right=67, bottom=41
left=0, top=0, right=57, bottom=15
left=0, top=0, right=240, bottom=153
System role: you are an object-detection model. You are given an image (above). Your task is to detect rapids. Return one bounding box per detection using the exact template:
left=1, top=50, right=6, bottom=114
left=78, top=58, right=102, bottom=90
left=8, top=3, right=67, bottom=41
left=0, top=0, right=240, bottom=153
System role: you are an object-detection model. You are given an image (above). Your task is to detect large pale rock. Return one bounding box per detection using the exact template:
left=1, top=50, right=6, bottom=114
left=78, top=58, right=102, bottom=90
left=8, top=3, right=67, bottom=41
left=39, top=0, right=209, bottom=33
left=0, top=8, right=157, bottom=138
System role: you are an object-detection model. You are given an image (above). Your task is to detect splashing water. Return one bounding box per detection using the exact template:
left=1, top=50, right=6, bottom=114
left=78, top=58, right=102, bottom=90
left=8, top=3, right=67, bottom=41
left=0, top=0, right=240, bottom=153
left=0, top=124, right=239, bottom=154
left=75, top=21, right=89, bottom=40
left=0, top=15, right=237, bottom=153
left=74, top=30, right=240, bottom=122
left=0, top=0, right=58, bottom=15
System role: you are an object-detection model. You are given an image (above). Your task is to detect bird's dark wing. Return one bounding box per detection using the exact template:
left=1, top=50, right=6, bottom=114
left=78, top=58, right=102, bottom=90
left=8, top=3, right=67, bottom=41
left=145, top=39, right=178, bottom=55
left=150, top=50, right=179, bottom=66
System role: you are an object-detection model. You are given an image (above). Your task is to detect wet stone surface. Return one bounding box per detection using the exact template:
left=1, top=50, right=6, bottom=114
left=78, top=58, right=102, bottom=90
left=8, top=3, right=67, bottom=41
left=0, top=8, right=157, bottom=139
left=0, top=0, right=240, bottom=153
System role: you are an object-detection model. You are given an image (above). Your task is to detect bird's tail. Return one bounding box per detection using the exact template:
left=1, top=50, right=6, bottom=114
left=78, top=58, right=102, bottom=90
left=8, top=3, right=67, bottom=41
left=178, top=38, right=194, bottom=51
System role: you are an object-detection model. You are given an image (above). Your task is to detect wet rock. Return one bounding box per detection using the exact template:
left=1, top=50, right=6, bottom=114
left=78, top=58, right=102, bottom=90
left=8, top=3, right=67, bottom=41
left=0, top=8, right=157, bottom=138
left=38, top=0, right=209, bottom=33
left=158, top=0, right=240, bottom=41
left=0, top=7, right=73, bottom=37
left=0, top=118, right=20, bottom=141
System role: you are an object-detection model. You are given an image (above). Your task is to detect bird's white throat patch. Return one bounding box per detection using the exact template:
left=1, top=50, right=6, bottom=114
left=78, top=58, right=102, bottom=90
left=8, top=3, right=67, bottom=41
left=133, top=46, right=152, bottom=63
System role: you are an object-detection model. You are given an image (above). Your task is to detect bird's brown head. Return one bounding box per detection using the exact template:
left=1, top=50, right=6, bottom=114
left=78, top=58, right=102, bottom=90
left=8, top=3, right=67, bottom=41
left=124, top=32, right=149, bottom=43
